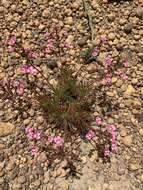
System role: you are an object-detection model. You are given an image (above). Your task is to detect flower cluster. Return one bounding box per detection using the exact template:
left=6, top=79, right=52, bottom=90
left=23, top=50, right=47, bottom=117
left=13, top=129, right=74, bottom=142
left=95, top=117, right=103, bottom=126
left=85, top=130, right=95, bottom=140
left=100, top=36, right=108, bottom=44
left=19, top=65, right=38, bottom=75
left=44, top=39, right=55, bottom=53
left=91, top=48, right=100, bottom=57
left=8, top=36, right=16, bottom=46
left=117, top=70, right=128, bottom=80
left=103, top=57, right=112, bottom=68
left=25, top=127, right=41, bottom=140
left=106, top=124, right=117, bottom=153
left=14, top=80, right=25, bottom=96
left=23, top=48, right=37, bottom=59
left=31, top=146, right=39, bottom=156
left=48, top=135, right=64, bottom=148
left=7, top=36, right=16, bottom=53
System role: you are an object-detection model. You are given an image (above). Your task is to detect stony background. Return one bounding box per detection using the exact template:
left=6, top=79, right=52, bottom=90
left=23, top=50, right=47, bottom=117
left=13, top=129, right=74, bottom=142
left=0, top=0, right=143, bottom=189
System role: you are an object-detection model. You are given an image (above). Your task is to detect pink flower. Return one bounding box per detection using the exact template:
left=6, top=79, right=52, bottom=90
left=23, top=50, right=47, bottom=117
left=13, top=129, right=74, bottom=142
left=31, top=146, right=38, bottom=156
left=95, top=117, right=102, bottom=126
left=53, top=136, right=64, bottom=147
left=91, top=48, right=100, bottom=57
left=19, top=65, right=30, bottom=74
left=104, top=148, right=110, bottom=157
left=103, top=57, right=112, bottom=68
left=101, top=36, right=108, bottom=44
left=27, top=132, right=34, bottom=140
left=120, top=73, right=128, bottom=80
left=16, top=81, right=24, bottom=95
left=33, top=132, right=41, bottom=140
left=111, top=142, right=117, bottom=152
left=29, top=66, right=38, bottom=75
left=106, top=124, right=116, bottom=133
left=8, top=47, right=15, bottom=53
left=25, top=127, right=33, bottom=133
left=85, top=130, right=95, bottom=140
left=19, top=65, right=38, bottom=76
left=8, top=37, right=16, bottom=46
left=48, top=136, right=54, bottom=143
left=105, top=73, right=112, bottom=84
left=28, top=51, right=37, bottom=59
left=44, top=32, right=50, bottom=37
left=123, top=61, right=129, bottom=68
left=64, top=42, right=72, bottom=49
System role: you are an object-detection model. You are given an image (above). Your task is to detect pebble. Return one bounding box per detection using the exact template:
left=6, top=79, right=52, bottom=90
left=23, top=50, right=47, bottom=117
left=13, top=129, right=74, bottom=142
left=44, top=171, right=50, bottom=183
left=0, top=122, right=15, bottom=137
left=0, top=143, right=5, bottom=149
left=135, top=7, right=143, bottom=18
left=65, top=17, right=73, bottom=25
left=108, top=33, right=116, bottom=41
left=139, top=129, right=143, bottom=136
left=122, top=135, right=133, bottom=147
left=23, top=119, right=30, bottom=125
left=124, top=85, right=136, bottom=95
left=36, top=116, right=44, bottom=124
left=129, top=161, right=140, bottom=171
left=59, top=181, right=69, bottom=190
left=124, top=23, right=132, bottom=34
left=18, top=176, right=27, bottom=184
left=42, top=9, right=49, bottom=18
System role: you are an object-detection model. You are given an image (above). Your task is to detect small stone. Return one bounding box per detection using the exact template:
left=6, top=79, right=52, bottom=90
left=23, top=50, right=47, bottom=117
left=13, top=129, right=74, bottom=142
left=135, top=7, right=143, bottom=18
left=6, top=161, right=15, bottom=171
left=59, top=181, right=69, bottom=190
left=23, top=119, right=30, bottom=125
left=81, top=156, right=87, bottom=164
left=46, top=60, right=58, bottom=70
left=131, top=78, right=138, bottom=84
left=53, top=169, right=61, bottom=177
left=139, top=128, right=143, bottom=136
left=119, top=19, right=126, bottom=25
left=65, top=17, right=73, bottom=25
left=129, top=161, right=140, bottom=171
left=31, top=180, right=41, bottom=188
left=124, top=85, right=135, bottom=95
left=42, top=9, right=49, bottom=18
left=0, top=122, right=15, bottom=137
left=18, top=176, right=27, bottom=184
left=0, top=178, right=4, bottom=185
left=65, top=35, right=74, bottom=44
left=90, top=151, right=98, bottom=161
left=60, top=168, right=67, bottom=177
left=141, top=87, right=143, bottom=95
left=0, top=170, right=4, bottom=177
left=112, top=77, right=118, bottom=83
left=36, top=116, right=44, bottom=124
left=106, top=91, right=114, bottom=97
left=122, top=135, right=133, bottom=147
left=124, top=23, right=132, bottom=34
left=108, top=13, right=115, bottom=21
left=37, top=152, right=47, bottom=163
left=78, top=38, right=87, bottom=46
left=139, top=174, right=143, bottom=183
left=44, top=171, right=50, bottom=183
left=49, top=79, right=58, bottom=88
left=108, top=33, right=115, bottom=41
left=0, top=143, right=5, bottom=149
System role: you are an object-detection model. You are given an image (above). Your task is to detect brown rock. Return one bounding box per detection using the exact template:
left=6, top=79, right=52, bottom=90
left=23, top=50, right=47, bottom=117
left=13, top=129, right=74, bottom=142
left=124, top=85, right=135, bottom=95
left=122, top=135, right=133, bottom=147
left=0, top=122, right=15, bottom=137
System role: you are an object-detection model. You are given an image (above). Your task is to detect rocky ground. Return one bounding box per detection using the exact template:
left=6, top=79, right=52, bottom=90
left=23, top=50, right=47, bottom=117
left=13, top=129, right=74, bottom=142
left=0, top=0, right=143, bottom=189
